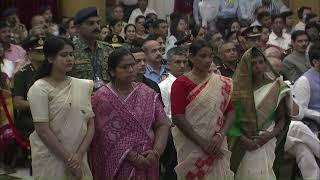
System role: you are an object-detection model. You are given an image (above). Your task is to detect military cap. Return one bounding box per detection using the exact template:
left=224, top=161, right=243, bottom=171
left=74, top=7, right=98, bottom=25
left=241, top=26, right=263, bottom=38
left=2, top=8, right=18, bottom=17
left=105, top=34, right=125, bottom=48
left=21, top=38, right=45, bottom=51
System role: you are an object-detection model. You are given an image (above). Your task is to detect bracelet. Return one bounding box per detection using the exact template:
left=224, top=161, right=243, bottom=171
left=215, top=132, right=224, bottom=140
left=153, top=149, right=160, bottom=160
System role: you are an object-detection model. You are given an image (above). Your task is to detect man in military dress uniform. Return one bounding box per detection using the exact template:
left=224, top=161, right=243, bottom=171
left=13, top=37, right=45, bottom=138
left=71, top=7, right=113, bottom=89
left=217, top=41, right=239, bottom=77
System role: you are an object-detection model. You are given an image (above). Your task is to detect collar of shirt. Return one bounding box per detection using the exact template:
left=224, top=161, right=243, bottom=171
left=270, top=31, right=285, bottom=40
left=145, top=64, right=167, bottom=75
left=76, top=38, right=104, bottom=51
left=167, top=73, right=176, bottom=82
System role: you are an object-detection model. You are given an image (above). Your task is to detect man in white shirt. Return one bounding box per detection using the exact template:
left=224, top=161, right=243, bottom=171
left=290, top=43, right=320, bottom=180
left=267, top=14, right=291, bottom=51
left=128, top=0, right=156, bottom=25
left=159, top=47, right=188, bottom=119
left=294, top=6, right=312, bottom=31
left=268, top=55, right=320, bottom=180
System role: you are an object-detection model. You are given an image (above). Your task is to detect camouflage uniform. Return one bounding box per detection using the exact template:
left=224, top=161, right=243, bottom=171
left=71, top=38, right=114, bottom=82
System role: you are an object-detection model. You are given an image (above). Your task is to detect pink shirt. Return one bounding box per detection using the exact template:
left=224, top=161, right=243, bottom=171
left=5, top=44, right=26, bottom=62
left=4, top=44, right=29, bottom=73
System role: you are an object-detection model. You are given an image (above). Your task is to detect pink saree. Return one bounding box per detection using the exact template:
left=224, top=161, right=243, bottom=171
left=172, top=74, right=234, bottom=180
left=90, top=83, right=166, bottom=180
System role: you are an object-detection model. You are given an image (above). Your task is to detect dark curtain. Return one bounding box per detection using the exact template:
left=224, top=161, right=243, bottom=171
left=0, top=0, right=58, bottom=29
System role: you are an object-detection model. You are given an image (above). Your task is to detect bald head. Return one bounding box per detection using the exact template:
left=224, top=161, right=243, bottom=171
left=264, top=47, right=282, bottom=59
left=142, top=40, right=162, bottom=65
left=268, top=57, right=283, bottom=73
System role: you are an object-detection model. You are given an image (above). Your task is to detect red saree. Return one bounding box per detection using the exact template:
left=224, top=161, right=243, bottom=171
left=90, top=83, right=166, bottom=180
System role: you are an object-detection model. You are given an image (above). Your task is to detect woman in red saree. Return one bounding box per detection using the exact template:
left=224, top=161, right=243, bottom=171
left=90, top=48, right=170, bottom=180
left=170, top=40, right=235, bottom=180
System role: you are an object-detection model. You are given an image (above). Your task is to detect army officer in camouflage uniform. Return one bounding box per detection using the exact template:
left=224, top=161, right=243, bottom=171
left=71, top=7, right=113, bottom=89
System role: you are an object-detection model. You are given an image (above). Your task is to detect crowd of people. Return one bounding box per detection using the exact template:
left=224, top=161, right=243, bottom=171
left=0, top=0, right=319, bottom=180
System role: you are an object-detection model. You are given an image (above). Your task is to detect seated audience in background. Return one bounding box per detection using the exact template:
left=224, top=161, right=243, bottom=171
left=0, top=21, right=27, bottom=74
left=39, top=5, right=59, bottom=36
left=152, top=19, right=169, bottom=39
left=135, top=15, right=147, bottom=38
left=229, top=20, right=241, bottom=33
left=111, top=4, right=125, bottom=22
left=29, top=15, right=49, bottom=39
left=259, top=26, right=271, bottom=51
left=205, top=31, right=224, bottom=56
left=165, top=15, right=188, bottom=55
left=191, top=25, right=206, bottom=41
left=294, top=6, right=312, bottom=31
left=281, top=10, right=295, bottom=34
left=109, top=19, right=124, bottom=36
left=305, top=13, right=320, bottom=26
left=283, top=30, right=310, bottom=83
left=124, top=24, right=137, bottom=44
left=267, top=14, right=291, bottom=51
left=2, top=8, right=28, bottom=44
left=251, top=0, right=289, bottom=18
left=59, top=17, right=76, bottom=40
left=100, top=25, right=111, bottom=41
left=251, top=11, right=272, bottom=27
left=128, top=0, right=157, bottom=24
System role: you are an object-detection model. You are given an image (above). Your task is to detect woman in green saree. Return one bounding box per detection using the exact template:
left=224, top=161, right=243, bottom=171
left=229, top=47, right=291, bottom=180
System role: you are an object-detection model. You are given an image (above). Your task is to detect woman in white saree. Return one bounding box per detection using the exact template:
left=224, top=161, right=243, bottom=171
left=171, top=40, right=235, bottom=180
left=228, top=47, right=291, bottom=180
left=28, top=37, right=94, bottom=180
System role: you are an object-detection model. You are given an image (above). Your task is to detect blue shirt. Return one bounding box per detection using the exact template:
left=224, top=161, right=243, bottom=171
left=144, top=64, right=168, bottom=84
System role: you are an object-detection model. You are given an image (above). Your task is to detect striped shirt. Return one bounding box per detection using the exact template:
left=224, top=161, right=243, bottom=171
left=250, top=0, right=288, bottom=22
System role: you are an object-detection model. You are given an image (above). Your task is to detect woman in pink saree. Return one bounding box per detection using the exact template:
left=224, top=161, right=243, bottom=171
left=89, top=48, right=170, bottom=180
left=171, top=40, right=235, bottom=180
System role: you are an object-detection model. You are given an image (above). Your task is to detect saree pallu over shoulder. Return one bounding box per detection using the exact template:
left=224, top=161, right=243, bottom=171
left=90, top=83, right=161, bottom=180
left=28, top=77, right=94, bottom=180
left=172, top=74, right=234, bottom=180
left=228, top=47, right=292, bottom=176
